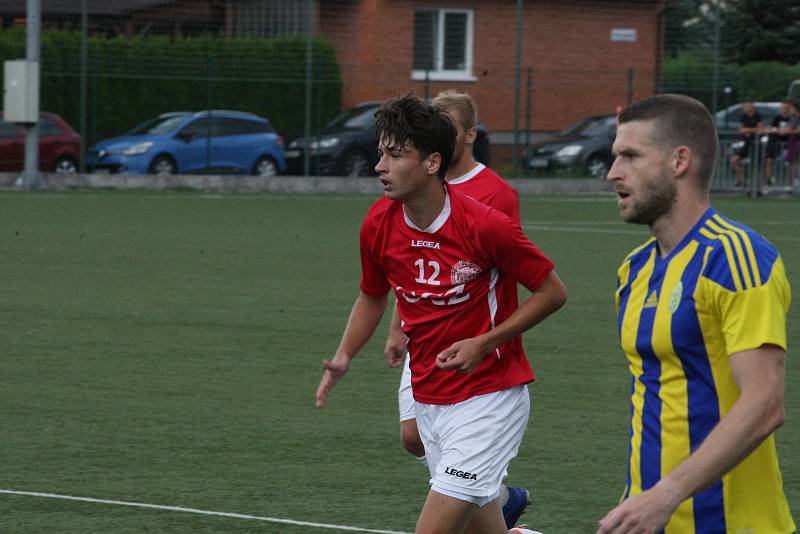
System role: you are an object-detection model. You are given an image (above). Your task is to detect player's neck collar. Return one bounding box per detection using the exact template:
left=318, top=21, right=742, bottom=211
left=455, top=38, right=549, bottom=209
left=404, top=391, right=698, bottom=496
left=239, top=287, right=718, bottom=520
left=447, top=163, right=485, bottom=185
left=403, top=190, right=451, bottom=233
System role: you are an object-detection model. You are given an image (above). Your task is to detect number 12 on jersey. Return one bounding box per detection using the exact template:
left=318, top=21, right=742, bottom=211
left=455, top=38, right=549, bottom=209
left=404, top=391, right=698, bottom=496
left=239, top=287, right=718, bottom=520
left=414, top=259, right=441, bottom=285
left=403, top=259, right=469, bottom=306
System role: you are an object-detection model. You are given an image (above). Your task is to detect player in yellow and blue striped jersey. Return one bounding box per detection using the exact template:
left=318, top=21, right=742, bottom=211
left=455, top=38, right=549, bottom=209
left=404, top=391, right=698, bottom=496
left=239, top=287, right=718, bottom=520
left=598, top=94, right=794, bottom=534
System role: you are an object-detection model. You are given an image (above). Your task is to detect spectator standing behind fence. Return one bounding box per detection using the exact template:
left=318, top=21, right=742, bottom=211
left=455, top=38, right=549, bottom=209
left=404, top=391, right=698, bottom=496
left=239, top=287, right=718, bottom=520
left=784, top=101, right=800, bottom=190
left=730, top=102, right=762, bottom=189
left=762, top=101, right=795, bottom=193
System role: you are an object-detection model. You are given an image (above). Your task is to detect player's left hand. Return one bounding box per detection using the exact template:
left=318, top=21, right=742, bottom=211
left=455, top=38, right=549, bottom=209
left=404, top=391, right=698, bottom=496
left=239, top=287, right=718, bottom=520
left=384, top=330, right=407, bottom=368
left=435, top=338, right=489, bottom=373
left=596, top=485, right=677, bottom=534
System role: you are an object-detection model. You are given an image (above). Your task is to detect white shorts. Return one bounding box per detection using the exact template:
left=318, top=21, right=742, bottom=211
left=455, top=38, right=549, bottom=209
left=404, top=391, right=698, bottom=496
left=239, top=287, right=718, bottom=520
left=398, top=354, right=416, bottom=422
left=415, top=385, right=530, bottom=505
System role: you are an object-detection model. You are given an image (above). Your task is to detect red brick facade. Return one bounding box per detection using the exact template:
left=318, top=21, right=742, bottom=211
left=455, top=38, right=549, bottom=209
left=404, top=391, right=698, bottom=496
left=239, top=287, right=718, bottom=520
left=320, top=0, right=664, bottom=134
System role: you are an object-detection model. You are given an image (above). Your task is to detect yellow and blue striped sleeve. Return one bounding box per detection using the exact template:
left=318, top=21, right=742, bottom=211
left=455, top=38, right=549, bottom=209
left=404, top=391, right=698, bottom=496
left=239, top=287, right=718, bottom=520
left=701, top=226, right=791, bottom=355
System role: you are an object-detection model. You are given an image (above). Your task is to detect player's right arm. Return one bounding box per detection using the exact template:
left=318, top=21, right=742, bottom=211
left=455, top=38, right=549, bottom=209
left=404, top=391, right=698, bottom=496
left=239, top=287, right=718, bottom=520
left=315, top=290, right=388, bottom=409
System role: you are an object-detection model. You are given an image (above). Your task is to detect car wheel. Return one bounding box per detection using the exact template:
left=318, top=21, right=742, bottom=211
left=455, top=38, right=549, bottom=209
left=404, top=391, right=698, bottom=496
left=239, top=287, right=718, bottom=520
left=341, top=149, right=371, bottom=177
left=253, top=156, right=278, bottom=177
left=586, top=155, right=609, bottom=178
left=53, top=156, right=78, bottom=174
left=148, top=155, right=177, bottom=176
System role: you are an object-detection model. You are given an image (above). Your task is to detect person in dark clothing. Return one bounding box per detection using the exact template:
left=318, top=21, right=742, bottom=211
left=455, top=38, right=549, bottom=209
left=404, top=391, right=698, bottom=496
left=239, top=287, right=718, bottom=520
left=730, top=102, right=762, bottom=188
left=763, top=101, right=794, bottom=190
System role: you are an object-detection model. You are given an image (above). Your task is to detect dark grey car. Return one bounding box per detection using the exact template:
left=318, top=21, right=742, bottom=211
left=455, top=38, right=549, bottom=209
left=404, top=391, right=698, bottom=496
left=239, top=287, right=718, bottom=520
left=285, top=102, right=379, bottom=177
left=523, top=114, right=617, bottom=177
left=285, top=101, right=491, bottom=176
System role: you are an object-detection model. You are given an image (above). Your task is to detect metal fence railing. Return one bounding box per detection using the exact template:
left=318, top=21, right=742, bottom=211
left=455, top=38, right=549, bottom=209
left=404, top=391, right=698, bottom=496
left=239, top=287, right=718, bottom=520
left=714, top=137, right=799, bottom=195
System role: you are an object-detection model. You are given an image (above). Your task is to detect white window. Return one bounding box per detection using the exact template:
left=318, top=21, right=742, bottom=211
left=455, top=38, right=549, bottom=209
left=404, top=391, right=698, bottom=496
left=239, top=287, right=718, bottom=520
left=412, top=8, right=475, bottom=82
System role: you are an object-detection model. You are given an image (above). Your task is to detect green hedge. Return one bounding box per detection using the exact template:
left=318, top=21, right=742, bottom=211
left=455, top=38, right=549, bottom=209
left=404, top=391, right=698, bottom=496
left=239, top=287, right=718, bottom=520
left=0, top=28, right=342, bottom=144
left=662, top=51, right=800, bottom=110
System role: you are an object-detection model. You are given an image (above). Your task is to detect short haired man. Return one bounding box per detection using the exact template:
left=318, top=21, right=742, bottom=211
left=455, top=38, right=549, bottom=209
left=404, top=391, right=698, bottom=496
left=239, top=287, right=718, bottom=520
left=729, top=101, right=762, bottom=188
left=598, top=94, right=794, bottom=533
left=383, top=90, right=530, bottom=529
left=315, top=93, right=566, bottom=534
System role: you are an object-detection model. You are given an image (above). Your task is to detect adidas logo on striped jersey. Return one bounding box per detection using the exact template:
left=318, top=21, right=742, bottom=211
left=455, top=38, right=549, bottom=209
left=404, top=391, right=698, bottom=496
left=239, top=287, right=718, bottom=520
left=643, top=291, right=658, bottom=308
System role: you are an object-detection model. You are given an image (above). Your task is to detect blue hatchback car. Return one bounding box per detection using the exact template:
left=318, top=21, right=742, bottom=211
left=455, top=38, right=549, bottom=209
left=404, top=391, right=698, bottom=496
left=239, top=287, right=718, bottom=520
left=87, top=110, right=286, bottom=176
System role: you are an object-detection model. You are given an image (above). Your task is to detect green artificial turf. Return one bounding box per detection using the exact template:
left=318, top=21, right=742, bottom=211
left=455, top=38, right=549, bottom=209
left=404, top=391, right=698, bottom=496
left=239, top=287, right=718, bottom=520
left=0, top=191, right=796, bottom=533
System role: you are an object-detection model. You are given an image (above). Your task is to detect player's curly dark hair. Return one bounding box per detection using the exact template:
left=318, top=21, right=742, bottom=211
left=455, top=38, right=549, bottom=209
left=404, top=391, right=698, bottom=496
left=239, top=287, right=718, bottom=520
left=374, top=92, right=456, bottom=182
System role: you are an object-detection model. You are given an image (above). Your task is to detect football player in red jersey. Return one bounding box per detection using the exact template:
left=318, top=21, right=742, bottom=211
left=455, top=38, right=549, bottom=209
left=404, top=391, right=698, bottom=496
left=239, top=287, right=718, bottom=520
left=316, top=93, right=565, bottom=534
left=383, top=90, right=531, bottom=529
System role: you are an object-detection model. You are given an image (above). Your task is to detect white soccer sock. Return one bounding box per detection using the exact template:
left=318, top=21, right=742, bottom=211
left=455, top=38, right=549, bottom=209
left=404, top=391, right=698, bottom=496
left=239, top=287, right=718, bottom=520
left=499, top=485, right=510, bottom=506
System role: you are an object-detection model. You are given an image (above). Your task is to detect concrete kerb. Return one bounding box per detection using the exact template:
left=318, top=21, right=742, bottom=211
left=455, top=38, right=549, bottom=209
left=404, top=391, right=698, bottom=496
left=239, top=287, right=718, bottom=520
left=0, top=172, right=615, bottom=195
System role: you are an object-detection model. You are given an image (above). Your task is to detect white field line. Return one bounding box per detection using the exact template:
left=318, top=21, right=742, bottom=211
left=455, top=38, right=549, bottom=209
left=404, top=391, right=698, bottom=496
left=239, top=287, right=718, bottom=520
left=0, top=192, right=361, bottom=201
left=522, top=222, right=800, bottom=243
left=0, top=489, right=412, bottom=534
left=526, top=219, right=800, bottom=226
left=523, top=223, right=646, bottom=236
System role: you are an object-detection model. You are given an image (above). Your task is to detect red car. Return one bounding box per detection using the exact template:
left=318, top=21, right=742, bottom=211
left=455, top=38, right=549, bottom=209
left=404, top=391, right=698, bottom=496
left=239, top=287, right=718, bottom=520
left=0, top=112, right=80, bottom=173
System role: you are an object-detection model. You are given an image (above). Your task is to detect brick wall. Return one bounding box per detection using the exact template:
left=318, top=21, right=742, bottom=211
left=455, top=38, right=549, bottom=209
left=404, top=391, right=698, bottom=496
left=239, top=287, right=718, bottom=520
left=322, top=0, right=664, bottom=134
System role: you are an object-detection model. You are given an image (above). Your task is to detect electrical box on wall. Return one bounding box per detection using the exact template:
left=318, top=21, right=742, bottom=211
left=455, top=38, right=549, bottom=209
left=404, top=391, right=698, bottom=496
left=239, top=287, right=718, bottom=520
left=4, top=60, right=39, bottom=123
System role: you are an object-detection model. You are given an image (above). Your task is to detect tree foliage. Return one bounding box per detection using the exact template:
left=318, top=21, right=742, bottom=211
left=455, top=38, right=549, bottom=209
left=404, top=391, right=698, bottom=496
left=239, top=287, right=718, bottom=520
left=663, top=50, right=800, bottom=108
left=665, top=0, right=800, bottom=64
left=723, top=0, right=800, bottom=64
left=663, top=0, right=712, bottom=57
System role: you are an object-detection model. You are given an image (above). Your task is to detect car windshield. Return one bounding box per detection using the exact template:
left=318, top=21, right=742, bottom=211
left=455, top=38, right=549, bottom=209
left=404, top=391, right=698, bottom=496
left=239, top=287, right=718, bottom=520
left=126, top=115, right=186, bottom=136
left=325, top=105, right=378, bottom=129
left=562, top=116, right=613, bottom=137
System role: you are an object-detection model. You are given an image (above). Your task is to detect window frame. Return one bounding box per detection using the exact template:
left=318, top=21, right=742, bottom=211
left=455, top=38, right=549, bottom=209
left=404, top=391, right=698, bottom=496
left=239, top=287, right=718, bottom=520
left=411, top=7, right=476, bottom=82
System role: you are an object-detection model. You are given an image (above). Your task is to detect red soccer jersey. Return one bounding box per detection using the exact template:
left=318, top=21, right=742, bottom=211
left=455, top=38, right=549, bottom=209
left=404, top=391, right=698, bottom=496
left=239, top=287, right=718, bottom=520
left=448, top=163, right=520, bottom=223
left=359, top=188, right=554, bottom=404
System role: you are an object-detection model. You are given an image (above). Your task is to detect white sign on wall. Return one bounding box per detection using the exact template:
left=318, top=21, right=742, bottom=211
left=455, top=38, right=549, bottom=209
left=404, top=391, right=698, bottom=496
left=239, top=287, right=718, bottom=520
left=611, top=28, right=637, bottom=42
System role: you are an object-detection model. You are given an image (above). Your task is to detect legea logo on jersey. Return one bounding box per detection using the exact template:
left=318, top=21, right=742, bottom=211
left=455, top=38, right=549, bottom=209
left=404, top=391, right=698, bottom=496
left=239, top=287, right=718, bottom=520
left=411, top=239, right=440, bottom=249
left=451, top=260, right=481, bottom=284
